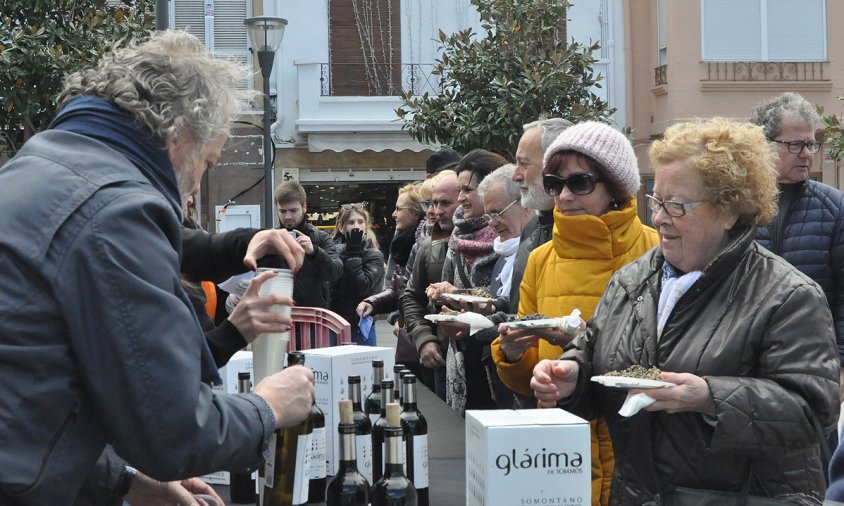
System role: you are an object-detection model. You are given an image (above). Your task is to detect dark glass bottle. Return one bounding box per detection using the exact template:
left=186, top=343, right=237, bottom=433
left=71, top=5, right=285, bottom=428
left=392, top=364, right=405, bottom=406
left=371, top=379, right=394, bottom=485
left=371, top=403, right=418, bottom=506
left=263, top=352, right=314, bottom=506
left=326, top=400, right=370, bottom=506
left=231, top=372, right=257, bottom=504
left=400, top=375, right=428, bottom=506
left=365, top=360, right=384, bottom=426
left=348, top=375, right=373, bottom=485
left=286, top=352, right=326, bottom=503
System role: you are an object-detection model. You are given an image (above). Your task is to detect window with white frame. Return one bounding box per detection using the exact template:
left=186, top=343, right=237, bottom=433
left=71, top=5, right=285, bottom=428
left=657, top=0, right=666, bottom=66
left=171, top=0, right=252, bottom=90
left=701, top=0, right=826, bottom=61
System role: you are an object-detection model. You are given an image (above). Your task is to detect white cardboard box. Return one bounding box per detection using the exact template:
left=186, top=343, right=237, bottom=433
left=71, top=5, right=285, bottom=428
left=466, top=409, right=591, bottom=506
left=203, top=350, right=254, bottom=485
left=302, top=345, right=395, bottom=475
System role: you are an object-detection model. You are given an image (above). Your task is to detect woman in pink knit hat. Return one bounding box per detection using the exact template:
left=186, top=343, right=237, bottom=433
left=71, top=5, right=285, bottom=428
left=492, top=121, right=658, bottom=506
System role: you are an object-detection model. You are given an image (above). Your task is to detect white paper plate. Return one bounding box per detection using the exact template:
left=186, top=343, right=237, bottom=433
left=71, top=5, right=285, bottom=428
left=591, top=376, right=675, bottom=389
left=505, top=318, right=567, bottom=330
left=442, top=293, right=493, bottom=304
left=424, top=314, right=459, bottom=323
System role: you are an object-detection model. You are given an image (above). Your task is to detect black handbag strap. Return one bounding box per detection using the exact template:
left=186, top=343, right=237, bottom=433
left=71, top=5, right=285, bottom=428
left=809, top=408, right=833, bottom=464
left=455, top=256, right=472, bottom=289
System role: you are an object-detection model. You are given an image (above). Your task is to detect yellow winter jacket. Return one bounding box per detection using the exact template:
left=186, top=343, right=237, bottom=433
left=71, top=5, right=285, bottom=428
left=491, top=199, right=657, bottom=506
left=492, top=199, right=658, bottom=393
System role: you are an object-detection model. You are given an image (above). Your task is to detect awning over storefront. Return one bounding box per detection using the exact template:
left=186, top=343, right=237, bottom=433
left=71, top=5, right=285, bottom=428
left=306, top=132, right=433, bottom=153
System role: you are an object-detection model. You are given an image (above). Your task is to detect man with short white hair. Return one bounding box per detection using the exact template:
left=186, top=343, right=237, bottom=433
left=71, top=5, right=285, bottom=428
left=510, top=118, right=573, bottom=313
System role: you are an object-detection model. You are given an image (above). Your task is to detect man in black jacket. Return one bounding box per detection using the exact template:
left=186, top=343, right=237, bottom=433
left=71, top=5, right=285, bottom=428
left=272, top=180, right=344, bottom=308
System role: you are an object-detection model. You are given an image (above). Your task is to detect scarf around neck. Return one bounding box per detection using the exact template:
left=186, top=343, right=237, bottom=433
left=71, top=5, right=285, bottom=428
left=50, top=96, right=182, bottom=216
left=390, top=226, right=417, bottom=268
left=493, top=236, right=520, bottom=296
left=49, top=96, right=221, bottom=385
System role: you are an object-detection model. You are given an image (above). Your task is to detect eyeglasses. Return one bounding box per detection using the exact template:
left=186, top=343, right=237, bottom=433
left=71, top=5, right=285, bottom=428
left=341, top=202, right=367, bottom=211
left=542, top=173, right=605, bottom=196
left=394, top=206, right=418, bottom=212
left=420, top=200, right=433, bottom=211
left=430, top=199, right=455, bottom=209
left=771, top=139, right=821, bottom=154
left=646, top=194, right=705, bottom=218
left=483, top=199, right=519, bottom=223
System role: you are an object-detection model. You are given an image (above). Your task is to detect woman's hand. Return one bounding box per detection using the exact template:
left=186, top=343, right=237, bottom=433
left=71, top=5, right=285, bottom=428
left=425, top=281, right=456, bottom=302
left=227, top=270, right=292, bottom=343
left=497, top=324, right=540, bottom=362
left=634, top=372, right=716, bottom=416
left=531, top=359, right=580, bottom=407
left=356, top=301, right=374, bottom=318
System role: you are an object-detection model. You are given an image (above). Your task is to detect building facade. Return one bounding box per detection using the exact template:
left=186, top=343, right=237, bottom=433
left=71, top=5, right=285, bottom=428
left=171, top=0, right=624, bottom=232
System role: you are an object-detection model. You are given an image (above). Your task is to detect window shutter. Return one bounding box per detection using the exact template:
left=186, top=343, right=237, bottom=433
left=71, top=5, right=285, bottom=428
left=701, top=0, right=761, bottom=61
left=657, top=0, right=667, bottom=66
left=171, top=0, right=252, bottom=91
left=767, top=0, right=825, bottom=60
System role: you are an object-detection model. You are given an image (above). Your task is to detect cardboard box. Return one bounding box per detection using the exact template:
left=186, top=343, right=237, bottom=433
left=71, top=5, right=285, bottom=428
left=466, top=409, right=591, bottom=506
left=203, top=350, right=253, bottom=485
left=302, top=346, right=395, bottom=475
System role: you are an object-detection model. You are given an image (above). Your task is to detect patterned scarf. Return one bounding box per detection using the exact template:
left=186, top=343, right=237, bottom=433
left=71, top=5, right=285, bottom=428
left=444, top=206, right=498, bottom=415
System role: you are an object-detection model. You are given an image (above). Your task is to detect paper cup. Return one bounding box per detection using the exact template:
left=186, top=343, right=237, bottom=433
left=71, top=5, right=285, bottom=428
left=252, top=268, right=294, bottom=383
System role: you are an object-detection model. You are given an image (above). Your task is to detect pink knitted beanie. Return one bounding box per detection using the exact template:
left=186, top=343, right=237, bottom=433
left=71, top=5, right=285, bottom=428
left=543, top=121, right=640, bottom=197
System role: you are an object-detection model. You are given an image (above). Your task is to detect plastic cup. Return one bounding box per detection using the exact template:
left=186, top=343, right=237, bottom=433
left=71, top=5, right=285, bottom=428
left=252, top=268, right=294, bottom=383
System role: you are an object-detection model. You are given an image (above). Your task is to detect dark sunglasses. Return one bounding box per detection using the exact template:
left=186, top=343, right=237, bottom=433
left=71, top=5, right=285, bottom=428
left=542, top=173, right=605, bottom=196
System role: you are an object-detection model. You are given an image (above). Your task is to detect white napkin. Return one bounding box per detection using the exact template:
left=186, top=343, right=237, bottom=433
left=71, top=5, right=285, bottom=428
left=453, top=311, right=496, bottom=335
left=618, top=392, right=656, bottom=417
left=218, top=271, right=255, bottom=294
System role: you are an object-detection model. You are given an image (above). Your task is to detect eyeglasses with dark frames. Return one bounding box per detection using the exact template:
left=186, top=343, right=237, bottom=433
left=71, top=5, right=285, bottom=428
left=646, top=194, right=705, bottom=218
left=483, top=199, right=519, bottom=223
left=771, top=139, right=821, bottom=154
left=542, top=173, right=605, bottom=196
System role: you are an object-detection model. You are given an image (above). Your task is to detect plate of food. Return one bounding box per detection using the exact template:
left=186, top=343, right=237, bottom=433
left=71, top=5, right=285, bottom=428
left=591, top=365, right=675, bottom=389
left=424, top=314, right=460, bottom=323
left=442, top=290, right=493, bottom=304
left=505, top=317, right=568, bottom=330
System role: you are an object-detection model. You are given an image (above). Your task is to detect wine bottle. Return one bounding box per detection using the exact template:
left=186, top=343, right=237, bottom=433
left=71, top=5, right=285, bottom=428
left=365, top=360, right=384, bottom=426
left=348, top=375, right=373, bottom=485
left=263, top=352, right=314, bottom=506
left=400, top=374, right=428, bottom=506
left=287, top=352, right=326, bottom=503
left=231, top=372, right=257, bottom=504
left=371, top=403, right=418, bottom=506
left=326, top=400, right=370, bottom=506
left=398, top=369, right=413, bottom=408
left=371, top=379, right=394, bottom=485
left=392, top=364, right=405, bottom=406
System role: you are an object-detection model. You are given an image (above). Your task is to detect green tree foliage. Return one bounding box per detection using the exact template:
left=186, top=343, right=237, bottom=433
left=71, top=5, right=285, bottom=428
left=820, top=98, right=844, bottom=162
left=396, top=0, right=613, bottom=159
left=0, top=0, right=154, bottom=156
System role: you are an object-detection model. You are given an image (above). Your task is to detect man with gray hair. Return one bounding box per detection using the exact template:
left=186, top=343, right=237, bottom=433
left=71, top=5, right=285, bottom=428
left=0, top=31, right=314, bottom=504
left=511, top=118, right=573, bottom=313
left=750, top=92, right=844, bottom=398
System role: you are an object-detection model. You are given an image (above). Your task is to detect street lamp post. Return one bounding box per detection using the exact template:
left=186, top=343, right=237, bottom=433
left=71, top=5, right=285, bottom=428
left=244, top=16, right=288, bottom=228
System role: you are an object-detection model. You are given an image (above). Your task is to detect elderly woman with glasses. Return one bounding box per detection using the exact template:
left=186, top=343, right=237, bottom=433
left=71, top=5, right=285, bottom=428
left=531, top=118, right=839, bottom=505
left=491, top=121, right=657, bottom=506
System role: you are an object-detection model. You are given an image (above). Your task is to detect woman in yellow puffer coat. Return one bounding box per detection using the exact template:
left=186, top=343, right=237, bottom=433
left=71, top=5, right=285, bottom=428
left=491, top=122, right=658, bottom=506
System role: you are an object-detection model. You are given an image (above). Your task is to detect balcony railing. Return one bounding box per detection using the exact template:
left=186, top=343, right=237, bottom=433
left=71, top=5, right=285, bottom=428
left=654, top=64, right=668, bottom=86
left=320, top=63, right=440, bottom=97
left=704, top=61, right=826, bottom=82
